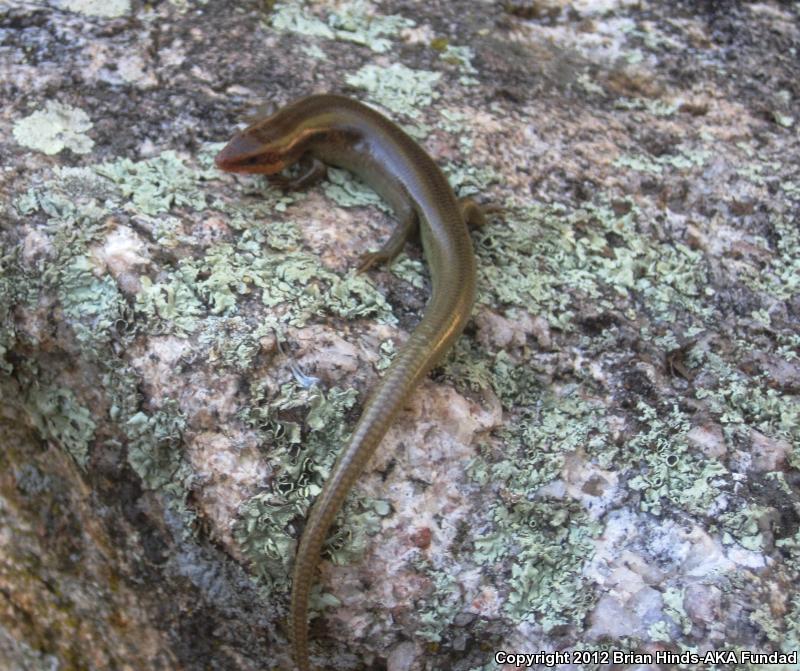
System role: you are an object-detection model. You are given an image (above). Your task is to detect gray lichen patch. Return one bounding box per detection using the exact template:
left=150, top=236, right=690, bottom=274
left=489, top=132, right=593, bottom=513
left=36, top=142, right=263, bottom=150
left=12, top=101, right=95, bottom=156
left=24, top=384, right=96, bottom=470
left=234, top=380, right=363, bottom=591
left=269, top=0, right=415, bottom=54
left=345, top=63, right=442, bottom=118
left=53, top=0, right=131, bottom=19
left=94, top=150, right=213, bottom=216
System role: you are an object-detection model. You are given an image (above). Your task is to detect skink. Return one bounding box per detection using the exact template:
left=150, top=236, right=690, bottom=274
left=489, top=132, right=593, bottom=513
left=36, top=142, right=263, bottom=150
left=216, top=94, right=481, bottom=671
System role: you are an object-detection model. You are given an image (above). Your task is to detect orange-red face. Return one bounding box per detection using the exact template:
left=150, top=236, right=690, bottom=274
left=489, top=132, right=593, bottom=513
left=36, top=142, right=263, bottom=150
left=214, top=128, right=289, bottom=174
left=215, top=104, right=314, bottom=175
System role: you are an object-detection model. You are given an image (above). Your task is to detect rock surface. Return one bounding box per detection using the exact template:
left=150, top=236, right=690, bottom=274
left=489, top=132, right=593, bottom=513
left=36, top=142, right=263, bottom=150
left=1, top=1, right=798, bottom=670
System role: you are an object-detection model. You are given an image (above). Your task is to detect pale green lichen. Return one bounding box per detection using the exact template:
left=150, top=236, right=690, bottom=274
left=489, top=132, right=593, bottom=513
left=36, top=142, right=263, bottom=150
left=614, top=97, right=679, bottom=116
left=270, top=2, right=335, bottom=41
left=6, top=147, right=218, bottom=538
left=443, top=162, right=500, bottom=198
left=261, top=219, right=303, bottom=250
left=328, top=270, right=396, bottom=320
left=270, top=0, right=413, bottom=54
left=445, top=170, right=796, bottom=646
left=735, top=154, right=783, bottom=187
left=437, top=43, right=478, bottom=85
left=504, top=501, right=599, bottom=629
left=12, top=101, right=95, bottom=156
left=25, top=385, right=96, bottom=470
left=234, top=382, right=371, bottom=593
left=55, top=255, right=128, bottom=346
left=467, top=379, right=606, bottom=632
left=182, top=242, right=258, bottom=315
left=4, top=132, right=412, bottom=616
left=576, top=72, right=605, bottom=95
left=438, top=109, right=469, bottom=135
left=648, top=619, right=673, bottom=643
left=56, top=0, right=131, bottom=17
left=781, top=180, right=800, bottom=200
left=625, top=48, right=644, bottom=65
left=345, top=63, right=442, bottom=118
left=414, top=559, right=463, bottom=642
left=123, top=399, right=195, bottom=538
left=693, top=348, right=799, bottom=446
left=198, top=316, right=277, bottom=373
left=625, top=401, right=728, bottom=517
left=323, top=167, right=389, bottom=211
left=389, top=254, right=425, bottom=290
left=95, top=150, right=211, bottom=215
left=135, top=273, right=204, bottom=336
left=373, top=338, right=397, bottom=373
left=441, top=339, right=498, bottom=396
left=125, top=400, right=191, bottom=492
left=257, top=248, right=393, bottom=325
left=14, top=167, right=112, bottom=223
left=167, top=0, right=208, bottom=13
left=4, top=14, right=797, bottom=649
left=740, top=215, right=800, bottom=301
left=304, top=43, right=327, bottom=61
left=613, top=145, right=710, bottom=174
left=475, top=198, right=711, bottom=330
left=718, top=506, right=771, bottom=552
left=662, top=587, right=692, bottom=636
left=324, top=0, right=413, bottom=53
left=325, top=497, right=383, bottom=567
left=0, top=247, right=21, bottom=374
left=439, top=44, right=477, bottom=73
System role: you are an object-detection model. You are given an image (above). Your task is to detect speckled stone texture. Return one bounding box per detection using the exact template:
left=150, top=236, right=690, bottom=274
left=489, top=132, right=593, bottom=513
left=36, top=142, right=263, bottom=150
left=1, top=1, right=798, bottom=670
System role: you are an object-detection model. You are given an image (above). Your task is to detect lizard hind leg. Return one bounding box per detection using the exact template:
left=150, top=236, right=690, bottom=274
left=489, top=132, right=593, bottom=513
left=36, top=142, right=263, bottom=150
left=460, top=196, right=506, bottom=229
left=356, top=208, right=419, bottom=273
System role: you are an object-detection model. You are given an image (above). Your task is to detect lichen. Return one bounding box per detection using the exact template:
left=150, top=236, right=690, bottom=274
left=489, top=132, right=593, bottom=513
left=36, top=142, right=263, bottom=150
left=613, top=145, right=711, bottom=174
left=389, top=255, right=425, bottom=290
left=625, top=401, right=728, bottom=518
left=662, top=586, right=692, bottom=636
left=94, top=150, right=211, bottom=216
left=0, top=247, right=21, bottom=374
left=345, top=63, right=442, bottom=118
left=24, top=385, right=96, bottom=470
left=198, top=316, right=277, bottom=373
left=124, top=400, right=192, bottom=512
left=55, top=0, right=131, bottom=18
left=447, top=160, right=796, bottom=645
left=468, top=389, right=605, bottom=631
left=326, top=270, right=395, bottom=321
left=4, top=146, right=220, bottom=538
left=740, top=215, right=800, bottom=301
left=694, top=348, right=799, bottom=446
left=12, top=101, right=95, bottom=156
left=443, top=162, right=501, bottom=198
left=474, top=198, right=712, bottom=330
left=135, top=273, right=204, bottom=336
left=322, top=167, right=389, bottom=211
left=414, top=559, right=463, bottom=643
left=438, top=44, right=478, bottom=75
left=270, top=0, right=414, bottom=54
left=56, top=255, right=128, bottom=346
left=234, top=382, right=366, bottom=593
left=3, top=1, right=798, bottom=656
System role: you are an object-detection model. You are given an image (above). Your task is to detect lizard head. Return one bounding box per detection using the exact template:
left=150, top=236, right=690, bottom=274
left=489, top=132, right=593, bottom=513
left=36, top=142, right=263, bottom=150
left=215, top=106, right=313, bottom=175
